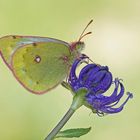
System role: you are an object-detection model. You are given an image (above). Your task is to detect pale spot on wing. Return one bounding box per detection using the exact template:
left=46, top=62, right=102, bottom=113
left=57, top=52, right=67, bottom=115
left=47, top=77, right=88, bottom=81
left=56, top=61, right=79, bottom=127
left=34, top=55, right=41, bottom=63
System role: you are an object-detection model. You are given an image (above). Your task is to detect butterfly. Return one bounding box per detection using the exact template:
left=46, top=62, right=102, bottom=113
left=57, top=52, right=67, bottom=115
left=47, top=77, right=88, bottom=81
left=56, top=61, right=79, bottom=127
left=0, top=20, right=93, bottom=94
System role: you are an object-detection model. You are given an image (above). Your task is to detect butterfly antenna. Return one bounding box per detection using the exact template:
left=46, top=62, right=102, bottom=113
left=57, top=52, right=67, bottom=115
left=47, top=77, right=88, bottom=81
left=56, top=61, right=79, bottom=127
left=78, top=19, right=93, bottom=42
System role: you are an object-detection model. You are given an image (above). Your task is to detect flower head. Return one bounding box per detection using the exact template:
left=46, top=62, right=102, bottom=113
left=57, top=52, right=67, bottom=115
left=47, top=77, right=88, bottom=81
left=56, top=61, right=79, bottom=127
left=68, top=56, right=133, bottom=115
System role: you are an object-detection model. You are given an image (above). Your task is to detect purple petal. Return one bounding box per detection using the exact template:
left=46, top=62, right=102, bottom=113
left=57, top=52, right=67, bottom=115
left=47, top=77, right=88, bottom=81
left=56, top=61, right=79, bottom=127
left=101, top=79, right=124, bottom=106
left=69, top=55, right=89, bottom=91
left=79, top=64, right=100, bottom=83
left=89, top=70, right=112, bottom=94
left=99, top=92, right=133, bottom=113
left=69, top=59, right=79, bottom=82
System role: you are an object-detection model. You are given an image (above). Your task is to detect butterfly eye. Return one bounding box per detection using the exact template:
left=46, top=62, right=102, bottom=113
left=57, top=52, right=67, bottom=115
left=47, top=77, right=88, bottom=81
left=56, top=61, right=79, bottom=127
left=34, top=55, right=41, bottom=63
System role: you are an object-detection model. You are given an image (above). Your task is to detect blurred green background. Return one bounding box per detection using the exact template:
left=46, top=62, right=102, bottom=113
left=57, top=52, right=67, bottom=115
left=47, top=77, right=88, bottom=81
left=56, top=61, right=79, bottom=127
left=0, top=0, right=139, bottom=140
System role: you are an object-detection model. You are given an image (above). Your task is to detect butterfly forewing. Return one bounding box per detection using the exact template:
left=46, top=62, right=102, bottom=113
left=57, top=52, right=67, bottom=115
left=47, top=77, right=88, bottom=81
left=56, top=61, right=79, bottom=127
left=0, top=35, right=69, bottom=68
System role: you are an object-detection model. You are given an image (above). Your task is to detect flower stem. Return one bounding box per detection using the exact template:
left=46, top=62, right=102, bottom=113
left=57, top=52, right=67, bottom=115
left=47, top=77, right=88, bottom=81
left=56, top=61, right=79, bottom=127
left=44, top=108, right=75, bottom=140
left=44, top=89, right=87, bottom=140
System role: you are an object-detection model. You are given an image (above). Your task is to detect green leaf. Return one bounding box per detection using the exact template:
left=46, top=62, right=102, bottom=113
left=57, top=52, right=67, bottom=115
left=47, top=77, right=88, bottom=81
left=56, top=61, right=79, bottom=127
left=55, top=127, right=91, bottom=139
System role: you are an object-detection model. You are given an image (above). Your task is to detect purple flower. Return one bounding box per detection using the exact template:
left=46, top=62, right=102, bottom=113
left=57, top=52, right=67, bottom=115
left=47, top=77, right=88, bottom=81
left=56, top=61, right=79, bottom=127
left=68, top=56, right=133, bottom=115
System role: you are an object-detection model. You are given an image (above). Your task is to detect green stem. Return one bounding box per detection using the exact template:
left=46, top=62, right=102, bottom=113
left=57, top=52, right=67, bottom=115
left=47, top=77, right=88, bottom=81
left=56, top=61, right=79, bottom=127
left=44, top=88, right=87, bottom=140
left=44, top=108, right=75, bottom=140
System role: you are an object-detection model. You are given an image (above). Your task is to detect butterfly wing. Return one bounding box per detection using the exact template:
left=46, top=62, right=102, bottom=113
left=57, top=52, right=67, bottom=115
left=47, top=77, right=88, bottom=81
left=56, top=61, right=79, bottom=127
left=0, top=35, right=69, bottom=68
left=11, top=41, right=71, bottom=94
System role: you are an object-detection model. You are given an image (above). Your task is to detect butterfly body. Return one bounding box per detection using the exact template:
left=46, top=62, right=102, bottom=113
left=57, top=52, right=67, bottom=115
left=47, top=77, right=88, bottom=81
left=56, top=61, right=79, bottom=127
left=0, top=35, right=84, bottom=94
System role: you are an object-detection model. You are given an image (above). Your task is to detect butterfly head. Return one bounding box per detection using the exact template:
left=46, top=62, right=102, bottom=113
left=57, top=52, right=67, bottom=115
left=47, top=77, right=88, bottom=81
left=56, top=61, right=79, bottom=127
left=71, top=19, right=93, bottom=53
left=69, top=41, right=85, bottom=61
left=70, top=41, right=85, bottom=52
left=70, top=19, right=93, bottom=58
